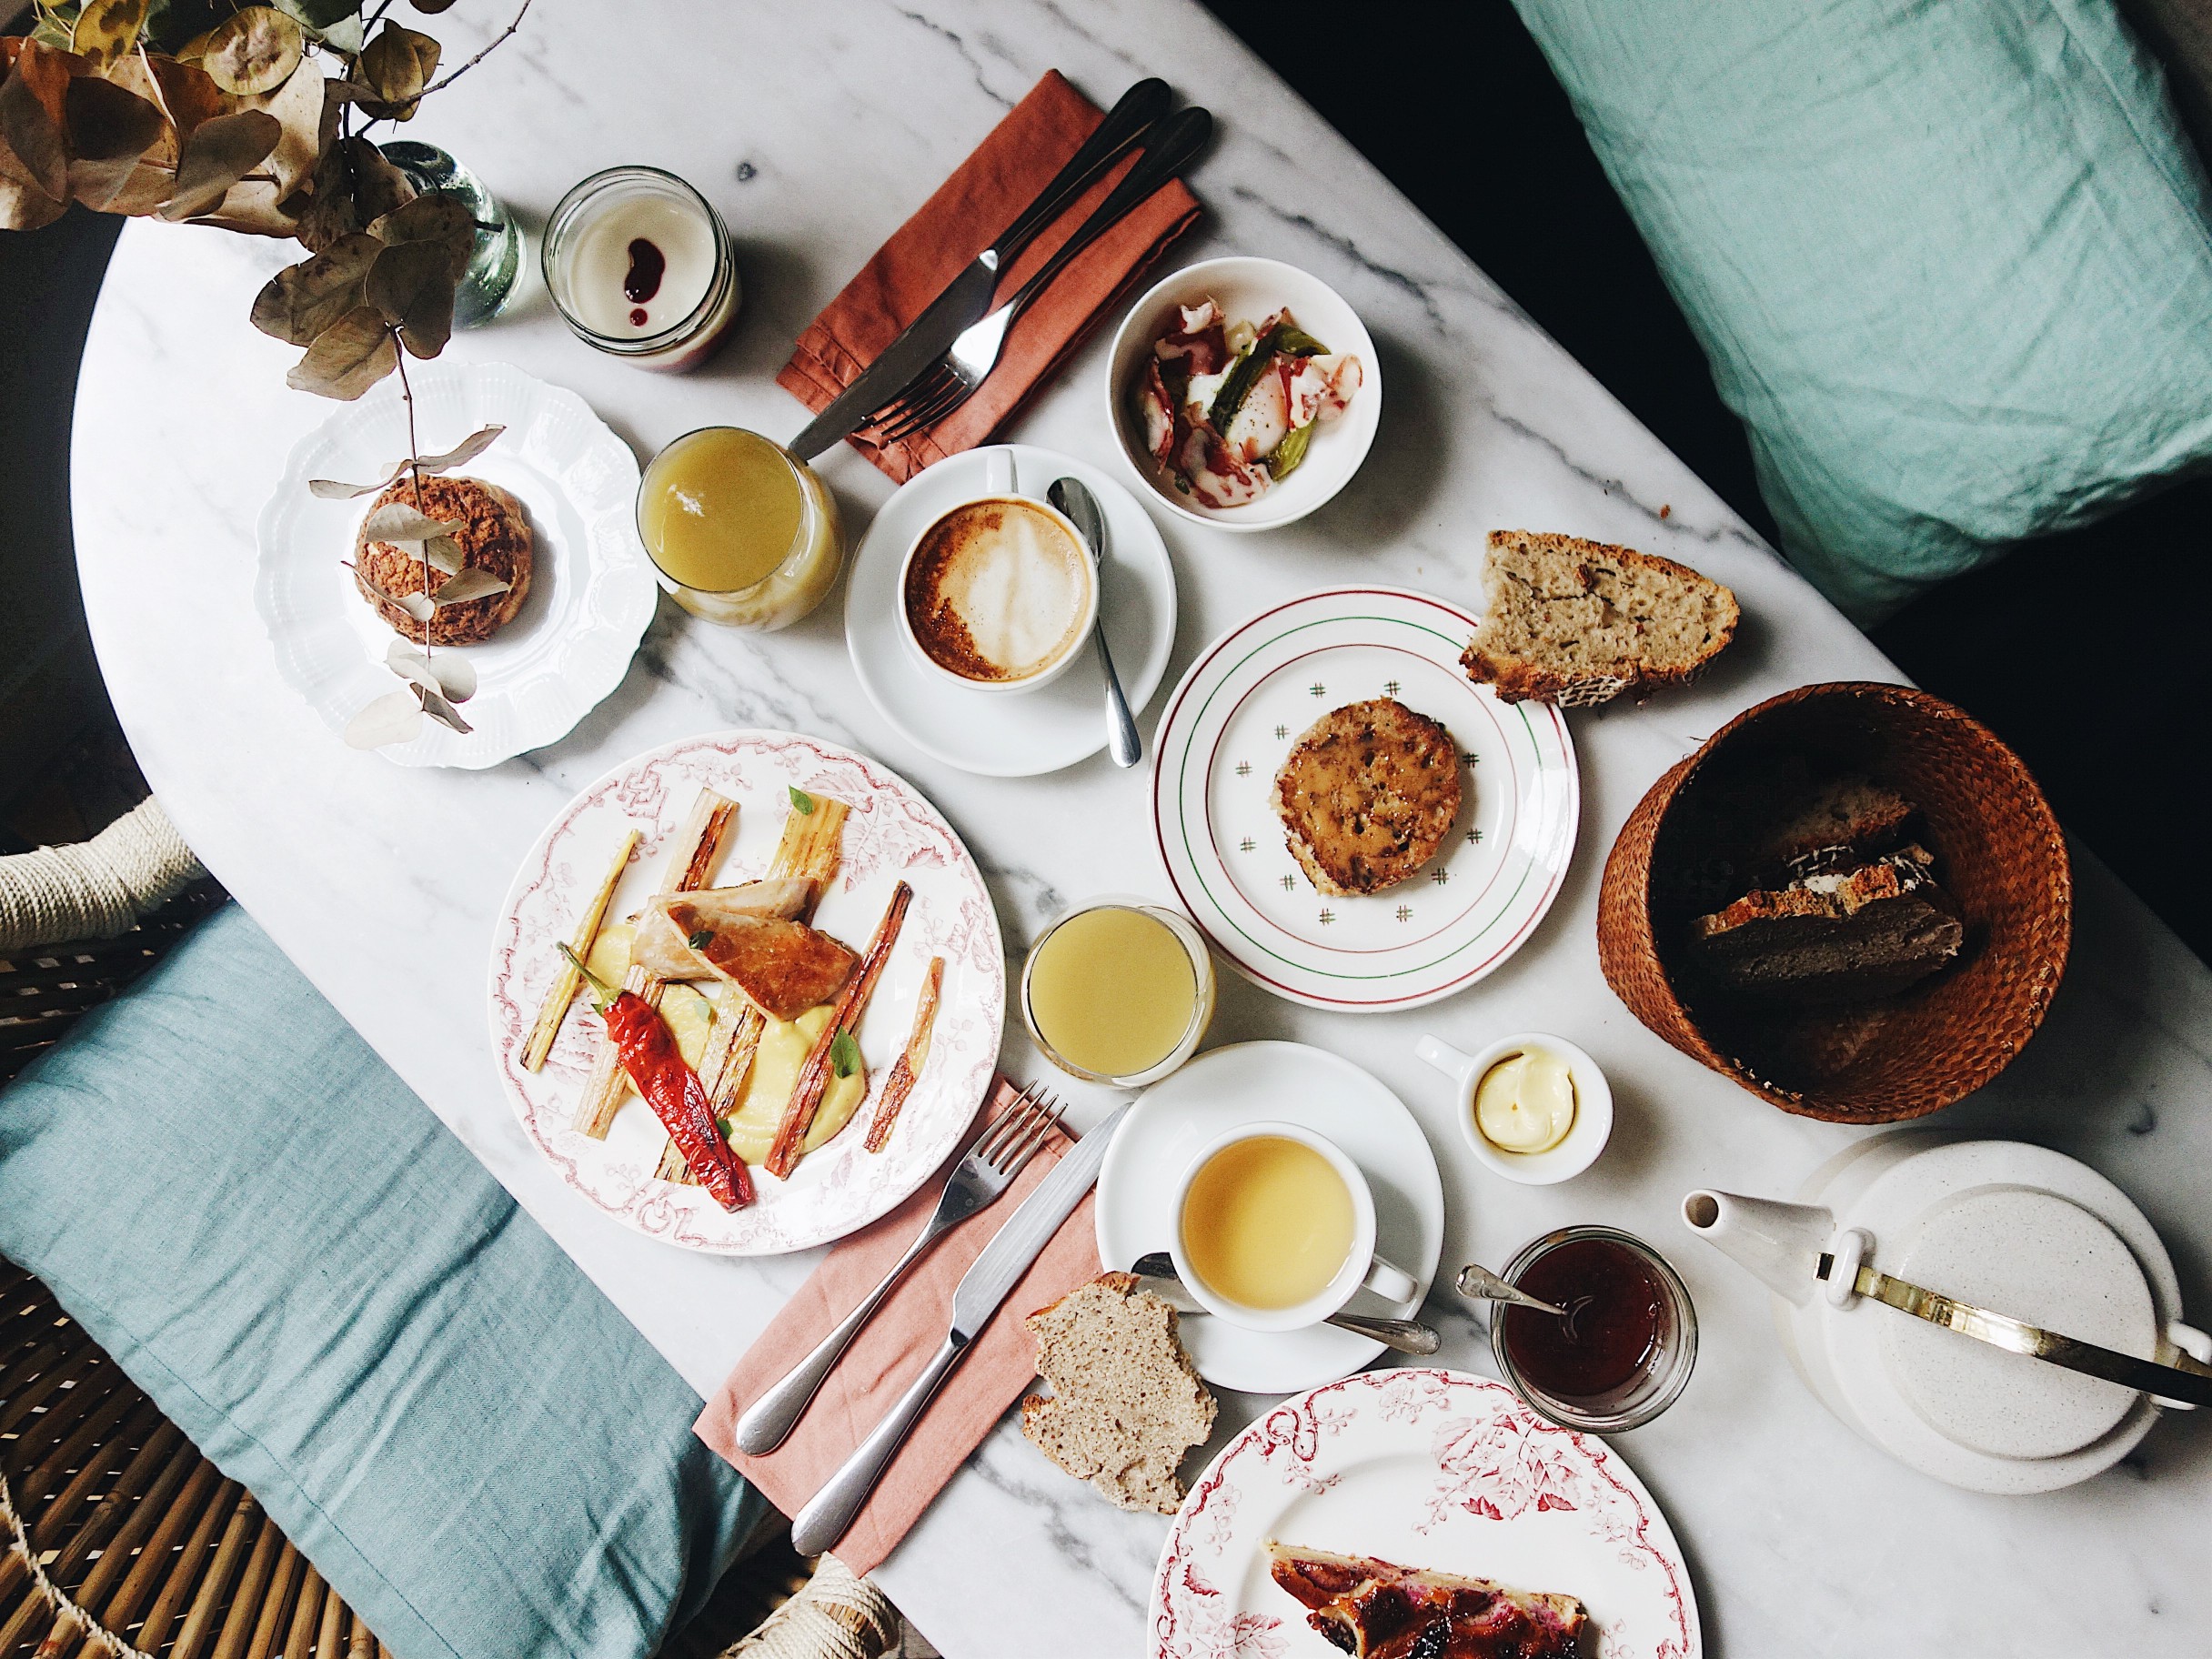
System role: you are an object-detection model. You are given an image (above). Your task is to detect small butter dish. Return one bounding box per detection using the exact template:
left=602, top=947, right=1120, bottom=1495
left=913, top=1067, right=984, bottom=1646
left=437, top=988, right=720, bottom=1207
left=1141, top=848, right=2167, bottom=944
left=1414, top=1031, right=1613, bottom=1185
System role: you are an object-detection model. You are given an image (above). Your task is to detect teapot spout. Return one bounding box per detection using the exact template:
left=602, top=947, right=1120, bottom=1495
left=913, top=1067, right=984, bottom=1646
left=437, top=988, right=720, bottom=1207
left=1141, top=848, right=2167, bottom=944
left=1681, top=1190, right=1835, bottom=1308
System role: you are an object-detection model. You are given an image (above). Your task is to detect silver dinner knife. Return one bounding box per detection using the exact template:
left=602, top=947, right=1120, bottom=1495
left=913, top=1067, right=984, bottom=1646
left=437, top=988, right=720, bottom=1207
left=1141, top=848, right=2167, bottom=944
left=1815, top=1252, right=2212, bottom=1407
left=789, top=1104, right=1131, bottom=1556
left=787, top=79, right=1174, bottom=462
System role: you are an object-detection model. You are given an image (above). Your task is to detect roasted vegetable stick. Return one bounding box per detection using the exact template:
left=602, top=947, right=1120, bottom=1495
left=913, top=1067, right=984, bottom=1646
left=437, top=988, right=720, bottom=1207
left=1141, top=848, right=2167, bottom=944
left=866, top=955, right=943, bottom=1152
left=764, top=880, right=911, bottom=1179
left=523, top=827, right=641, bottom=1071
left=570, top=789, right=737, bottom=1138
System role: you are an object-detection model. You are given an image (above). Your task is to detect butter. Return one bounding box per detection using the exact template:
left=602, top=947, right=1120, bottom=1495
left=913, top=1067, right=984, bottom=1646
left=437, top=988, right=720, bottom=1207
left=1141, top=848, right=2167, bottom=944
left=1473, top=1047, right=1577, bottom=1154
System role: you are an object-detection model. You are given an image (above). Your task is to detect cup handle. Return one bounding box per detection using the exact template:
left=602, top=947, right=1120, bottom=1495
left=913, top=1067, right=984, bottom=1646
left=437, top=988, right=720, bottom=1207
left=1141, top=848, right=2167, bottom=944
left=1414, top=1033, right=1477, bottom=1087
left=1362, top=1252, right=1420, bottom=1307
left=984, top=446, right=1018, bottom=497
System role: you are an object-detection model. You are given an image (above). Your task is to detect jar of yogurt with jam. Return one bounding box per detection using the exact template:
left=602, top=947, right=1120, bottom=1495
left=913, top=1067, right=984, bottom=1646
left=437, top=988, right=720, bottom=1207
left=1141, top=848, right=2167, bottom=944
left=543, top=166, right=740, bottom=372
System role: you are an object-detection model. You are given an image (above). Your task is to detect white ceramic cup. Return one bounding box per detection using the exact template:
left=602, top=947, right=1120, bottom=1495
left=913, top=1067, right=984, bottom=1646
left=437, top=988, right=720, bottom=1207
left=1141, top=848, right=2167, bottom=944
left=895, top=447, right=1099, bottom=696
left=1416, top=1031, right=1613, bottom=1186
left=1169, top=1120, right=1418, bottom=1332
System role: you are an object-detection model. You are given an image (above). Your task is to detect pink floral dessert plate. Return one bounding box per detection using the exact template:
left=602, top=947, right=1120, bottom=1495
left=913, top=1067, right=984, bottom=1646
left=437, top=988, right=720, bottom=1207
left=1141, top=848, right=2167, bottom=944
left=1153, top=1368, right=1700, bottom=1659
left=487, top=729, right=1005, bottom=1253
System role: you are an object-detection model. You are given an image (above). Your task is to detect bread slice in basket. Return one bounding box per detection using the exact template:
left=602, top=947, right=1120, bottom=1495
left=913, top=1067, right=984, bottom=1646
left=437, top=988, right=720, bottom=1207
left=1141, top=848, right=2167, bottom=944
left=1462, top=529, right=1739, bottom=707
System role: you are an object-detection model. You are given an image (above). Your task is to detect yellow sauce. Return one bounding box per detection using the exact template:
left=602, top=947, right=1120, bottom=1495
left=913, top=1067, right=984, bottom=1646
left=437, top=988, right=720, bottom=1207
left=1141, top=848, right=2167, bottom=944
left=1026, top=906, right=1200, bottom=1079
left=1181, top=1135, right=1353, bottom=1311
left=587, top=923, right=864, bottom=1161
left=638, top=427, right=806, bottom=593
left=1473, top=1047, right=1577, bottom=1153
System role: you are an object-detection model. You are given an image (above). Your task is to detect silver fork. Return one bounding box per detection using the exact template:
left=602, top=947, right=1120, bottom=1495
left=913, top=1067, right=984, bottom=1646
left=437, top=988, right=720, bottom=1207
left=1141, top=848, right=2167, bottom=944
left=870, top=105, right=1214, bottom=445
left=735, top=1082, right=1065, bottom=1454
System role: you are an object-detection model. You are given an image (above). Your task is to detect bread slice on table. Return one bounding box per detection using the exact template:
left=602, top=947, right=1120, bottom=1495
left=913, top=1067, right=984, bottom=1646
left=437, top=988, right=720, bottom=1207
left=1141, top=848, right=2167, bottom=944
left=1462, top=529, right=1738, bottom=707
left=1273, top=697, right=1463, bottom=898
left=1021, top=1272, right=1215, bottom=1514
left=1689, top=844, right=1963, bottom=1004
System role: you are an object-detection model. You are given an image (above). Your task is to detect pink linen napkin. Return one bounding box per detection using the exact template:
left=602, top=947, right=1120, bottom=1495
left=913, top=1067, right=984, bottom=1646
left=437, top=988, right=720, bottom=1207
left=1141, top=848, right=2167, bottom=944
left=777, top=70, right=1202, bottom=483
left=695, top=1078, right=1102, bottom=1574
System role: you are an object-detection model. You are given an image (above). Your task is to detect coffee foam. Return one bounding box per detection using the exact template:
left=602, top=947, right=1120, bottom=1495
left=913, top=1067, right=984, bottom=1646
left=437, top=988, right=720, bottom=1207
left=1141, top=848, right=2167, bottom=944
left=904, top=498, right=1090, bottom=680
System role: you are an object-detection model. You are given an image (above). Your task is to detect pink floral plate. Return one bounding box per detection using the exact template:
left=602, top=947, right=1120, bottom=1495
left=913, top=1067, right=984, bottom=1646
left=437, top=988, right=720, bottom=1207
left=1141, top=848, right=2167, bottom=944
left=1153, top=1369, right=1699, bottom=1659
left=487, top=729, right=1005, bottom=1254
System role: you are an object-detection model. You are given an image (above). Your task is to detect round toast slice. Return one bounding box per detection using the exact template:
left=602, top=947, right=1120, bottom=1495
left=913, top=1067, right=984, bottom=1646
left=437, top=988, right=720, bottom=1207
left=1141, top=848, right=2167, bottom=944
left=1272, top=697, right=1463, bottom=898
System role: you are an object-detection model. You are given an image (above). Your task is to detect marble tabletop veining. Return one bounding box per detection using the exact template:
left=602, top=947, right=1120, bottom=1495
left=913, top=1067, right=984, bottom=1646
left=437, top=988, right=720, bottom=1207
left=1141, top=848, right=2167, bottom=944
left=65, top=2, right=2212, bottom=1654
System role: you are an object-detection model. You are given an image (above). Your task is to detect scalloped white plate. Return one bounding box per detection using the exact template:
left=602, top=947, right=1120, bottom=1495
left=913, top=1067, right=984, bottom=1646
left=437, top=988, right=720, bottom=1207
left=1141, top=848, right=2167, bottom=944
left=487, top=729, right=1006, bottom=1255
left=1153, top=1369, right=1701, bottom=1659
left=255, top=360, right=657, bottom=768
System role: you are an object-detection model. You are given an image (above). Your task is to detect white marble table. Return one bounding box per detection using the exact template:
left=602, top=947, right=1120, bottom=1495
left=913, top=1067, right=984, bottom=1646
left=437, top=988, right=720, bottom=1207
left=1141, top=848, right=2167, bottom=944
left=67, top=2, right=2212, bottom=1654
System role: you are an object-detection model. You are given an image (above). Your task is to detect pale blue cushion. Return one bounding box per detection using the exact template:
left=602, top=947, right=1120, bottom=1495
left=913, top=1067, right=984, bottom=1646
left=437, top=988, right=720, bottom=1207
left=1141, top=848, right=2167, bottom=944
left=0, top=904, right=760, bottom=1659
left=1514, top=0, right=2212, bottom=620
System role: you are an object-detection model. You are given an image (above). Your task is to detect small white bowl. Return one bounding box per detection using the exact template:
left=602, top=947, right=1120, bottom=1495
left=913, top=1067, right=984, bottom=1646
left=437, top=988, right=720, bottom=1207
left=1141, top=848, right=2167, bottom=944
left=1414, top=1031, right=1613, bottom=1186
left=1103, top=255, right=1382, bottom=533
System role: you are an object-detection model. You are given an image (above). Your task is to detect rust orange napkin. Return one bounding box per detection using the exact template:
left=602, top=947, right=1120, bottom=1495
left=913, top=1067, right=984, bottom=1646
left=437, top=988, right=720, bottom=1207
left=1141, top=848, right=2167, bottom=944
left=778, top=70, right=1202, bottom=482
left=695, top=1079, right=1102, bottom=1574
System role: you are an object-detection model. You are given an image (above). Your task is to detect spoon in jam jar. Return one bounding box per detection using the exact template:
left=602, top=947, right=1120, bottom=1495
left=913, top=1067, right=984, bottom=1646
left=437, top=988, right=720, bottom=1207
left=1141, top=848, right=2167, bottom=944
left=1457, top=1262, right=1594, bottom=1337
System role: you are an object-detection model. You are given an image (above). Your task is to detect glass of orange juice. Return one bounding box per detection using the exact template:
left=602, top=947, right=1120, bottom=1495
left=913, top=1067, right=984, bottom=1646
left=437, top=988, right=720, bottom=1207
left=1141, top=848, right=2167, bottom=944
left=636, top=427, right=845, bottom=630
left=1021, top=897, right=1215, bottom=1087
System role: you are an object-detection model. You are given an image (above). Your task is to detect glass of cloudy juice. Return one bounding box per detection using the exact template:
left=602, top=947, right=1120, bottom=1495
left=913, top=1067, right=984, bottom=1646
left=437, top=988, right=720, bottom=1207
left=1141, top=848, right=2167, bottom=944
left=543, top=166, right=740, bottom=371
left=1022, top=898, right=1215, bottom=1087
left=637, top=427, right=845, bottom=629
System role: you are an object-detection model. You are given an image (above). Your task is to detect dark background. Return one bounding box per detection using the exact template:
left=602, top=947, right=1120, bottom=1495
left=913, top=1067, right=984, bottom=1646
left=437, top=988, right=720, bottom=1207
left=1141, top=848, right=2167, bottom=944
left=1201, top=0, right=2212, bottom=968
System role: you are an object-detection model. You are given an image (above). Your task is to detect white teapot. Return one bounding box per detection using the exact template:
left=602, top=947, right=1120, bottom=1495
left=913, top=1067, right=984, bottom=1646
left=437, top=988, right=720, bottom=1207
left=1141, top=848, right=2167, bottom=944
left=1682, top=1132, right=2208, bottom=1493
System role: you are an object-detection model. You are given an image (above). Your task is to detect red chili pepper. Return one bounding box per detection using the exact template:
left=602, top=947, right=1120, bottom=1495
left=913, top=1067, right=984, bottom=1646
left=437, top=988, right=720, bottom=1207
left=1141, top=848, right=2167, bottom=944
left=561, top=945, right=754, bottom=1211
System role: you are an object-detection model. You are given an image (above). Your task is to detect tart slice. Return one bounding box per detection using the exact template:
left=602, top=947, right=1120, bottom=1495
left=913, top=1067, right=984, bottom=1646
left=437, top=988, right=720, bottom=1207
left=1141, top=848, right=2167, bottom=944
left=1268, top=1544, right=1589, bottom=1659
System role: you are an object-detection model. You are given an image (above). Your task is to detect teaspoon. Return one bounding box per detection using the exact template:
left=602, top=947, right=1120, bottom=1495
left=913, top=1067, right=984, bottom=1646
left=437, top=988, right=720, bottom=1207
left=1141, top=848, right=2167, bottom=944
left=1048, top=477, right=1141, bottom=768
left=1131, top=1252, right=1441, bottom=1355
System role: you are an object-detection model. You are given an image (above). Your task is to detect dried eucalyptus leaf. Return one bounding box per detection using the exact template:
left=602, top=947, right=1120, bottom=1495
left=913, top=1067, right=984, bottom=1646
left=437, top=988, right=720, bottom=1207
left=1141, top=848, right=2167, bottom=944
left=307, top=461, right=408, bottom=499
left=63, top=75, right=166, bottom=210
left=431, top=568, right=509, bottom=607
left=159, top=108, right=281, bottom=220
left=25, top=12, right=75, bottom=50
left=71, top=0, right=155, bottom=70
left=286, top=303, right=397, bottom=400
left=202, top=5, right=304, bottom=96
left=418, top=683, right=473, bottom=734
left=250, top=231, right=379, bottom=345
left=423, top=534, right=463, bottom=575
left=345, top=686, right=425, bottom=749
left=408, top=0, right=459, bottom=13
left=0, top=41, right=74, bottom=203
left=273, top=0, right=366, bottom=49
left=365, top=236, right=457, bottom=358
left=387, top=639, right=476, bottom=701
left=355, top=21, right=438, bottom=119
left=0, top=162, right=68, bottom=230
left=415, top=424, right=503, bottom=474
left=145, top=55, right=229, bottom=144
left=296, top=135, right=412, bottom=252
left=362, top=504, right=461, bottom=543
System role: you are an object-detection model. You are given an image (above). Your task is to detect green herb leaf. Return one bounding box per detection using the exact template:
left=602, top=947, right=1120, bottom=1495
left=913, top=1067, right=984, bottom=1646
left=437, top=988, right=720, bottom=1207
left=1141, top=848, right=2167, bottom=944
left=830, top=1029, right=861, bottom=1079
left=1273, top=322, right=1328, bottom=357
left=687, top=928, right=714, bottom=951
left=788, top=786, right=816, bottom=815
left=1269, top=420, right=1317, bottom=481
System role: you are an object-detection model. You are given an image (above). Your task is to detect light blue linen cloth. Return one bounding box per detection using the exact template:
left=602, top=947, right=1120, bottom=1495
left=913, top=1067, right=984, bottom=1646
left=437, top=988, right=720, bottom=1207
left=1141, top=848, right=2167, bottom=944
left=1514, top=0, right=2212, bottom=620
left=0, top=903, right=762, bottom=1659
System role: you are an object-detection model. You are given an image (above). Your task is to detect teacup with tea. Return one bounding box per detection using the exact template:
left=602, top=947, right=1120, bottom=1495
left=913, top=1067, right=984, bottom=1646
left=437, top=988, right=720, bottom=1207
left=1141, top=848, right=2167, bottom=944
left=1170, top=1121, right=1417, bottom=1332
left=898, top=448, right=1098, bottom=694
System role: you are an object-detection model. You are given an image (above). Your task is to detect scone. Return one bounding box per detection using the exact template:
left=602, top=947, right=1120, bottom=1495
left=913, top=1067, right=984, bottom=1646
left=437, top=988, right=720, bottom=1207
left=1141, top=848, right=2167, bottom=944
left=1462, top=528, right=1737, bottom=707
left=1273, top=698, right=1462, bottom=897
left=1021, top=1272, right=1215, bottom=1514
left=354, top=473, right=532, bottom=645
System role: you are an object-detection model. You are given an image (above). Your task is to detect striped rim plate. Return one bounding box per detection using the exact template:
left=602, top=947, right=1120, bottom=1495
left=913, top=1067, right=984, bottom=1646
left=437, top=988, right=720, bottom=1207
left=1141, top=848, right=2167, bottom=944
left=1151, top=588, right=1578, bottom=1011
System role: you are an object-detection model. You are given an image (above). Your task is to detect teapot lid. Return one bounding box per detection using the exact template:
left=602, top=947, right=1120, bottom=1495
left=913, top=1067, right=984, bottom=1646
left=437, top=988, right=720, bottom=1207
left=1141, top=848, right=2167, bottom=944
left=1880, top=1187, right=2155, bottom=1460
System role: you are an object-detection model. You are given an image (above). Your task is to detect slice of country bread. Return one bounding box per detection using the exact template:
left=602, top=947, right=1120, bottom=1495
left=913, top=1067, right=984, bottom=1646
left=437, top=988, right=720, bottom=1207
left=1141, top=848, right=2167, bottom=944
left=1688, top=844, right=1964, bottom=1004
left=1462, top=529, right=1739, bottom=707
left=1273, top=698, right=1463, bottom=898
left=1021, top=1272, right=1215, bottom=1514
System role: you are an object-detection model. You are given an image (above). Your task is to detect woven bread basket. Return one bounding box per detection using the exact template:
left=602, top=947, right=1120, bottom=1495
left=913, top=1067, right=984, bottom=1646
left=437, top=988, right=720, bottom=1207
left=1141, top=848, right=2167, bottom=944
left=1596, top=682, right=2071, bottom=1121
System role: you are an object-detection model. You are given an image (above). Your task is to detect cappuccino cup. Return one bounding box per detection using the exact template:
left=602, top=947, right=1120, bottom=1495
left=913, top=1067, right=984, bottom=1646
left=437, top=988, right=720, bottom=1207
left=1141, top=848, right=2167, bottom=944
left=897, top=449, right=1098, bottom=695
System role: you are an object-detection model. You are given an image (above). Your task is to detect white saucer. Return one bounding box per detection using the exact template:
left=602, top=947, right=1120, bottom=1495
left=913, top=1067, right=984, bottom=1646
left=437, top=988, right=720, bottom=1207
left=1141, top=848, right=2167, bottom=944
left=1096, top=1041, right=1445, bottom=1395
left=845, top=444, right=1177, bottom=776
